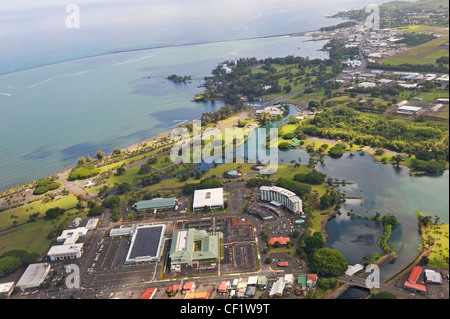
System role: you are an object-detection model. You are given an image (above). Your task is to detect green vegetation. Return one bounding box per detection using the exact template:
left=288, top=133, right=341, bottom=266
left=45, top=207, right=66, bottom=219
left=296, top=231, right=325, bottom=260
left=330, top=0, right=449, bottom=29
left=382, top=35, right=449, bottom=69
left=68, top=164, right=101, bottom=181
left=167, top=74, right=192, bottom=83
left=0, top=250, right=40, bottom=278
left=310, top=248, right=348, bottom=276
left=319, top=21, right=357, bottom=32
left=417, top=212, right=449, bottom=269
left=33, top=179, right=62, bottom=195
left=199, top=55, right=343, bottom=105
left=397, top=32, right=437, bottom=46
left=293, top=170, right=327, bottom=185
left=300, top=106, right=449, bottom=168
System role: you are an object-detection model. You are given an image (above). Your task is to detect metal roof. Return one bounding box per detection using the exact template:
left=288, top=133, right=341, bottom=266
left=135, top=198, right=176, bottom=210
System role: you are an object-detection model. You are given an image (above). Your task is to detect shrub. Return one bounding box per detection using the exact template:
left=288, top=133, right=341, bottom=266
left=278, top=142, right=290, bottom=150
left=283, top=132, right=295, bottom=140
left=33, top=186, right=49, bottom=195
left=328, top=146, right=345, bottom=157
left=69, top=165, right=101, bottom=180
left=36, top=179, right=51, bottom=187
left=47, top=182, right=61, bottom=190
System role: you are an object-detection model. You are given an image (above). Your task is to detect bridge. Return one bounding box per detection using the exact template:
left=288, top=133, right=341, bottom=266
left=327, top=275, right=427, bottom=299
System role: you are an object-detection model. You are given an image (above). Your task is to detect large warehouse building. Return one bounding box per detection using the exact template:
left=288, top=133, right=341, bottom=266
left=192, top=188, right=224, bottom=211
left=125, top=224, right=166, bottom=264
left=133, top=198, right=177, bottom=211
left=16, top=263, right=51, bottom=290
left=169, top=228, right=219, bottom=266
left=259, top=186, right=303, bottom=214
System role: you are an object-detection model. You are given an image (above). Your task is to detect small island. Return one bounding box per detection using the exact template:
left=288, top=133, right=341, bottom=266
left=167, top=74, right=192, bottom=83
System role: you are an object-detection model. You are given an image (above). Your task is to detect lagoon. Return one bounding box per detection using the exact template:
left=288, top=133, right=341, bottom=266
left=236, top=107, right=449, bottom=281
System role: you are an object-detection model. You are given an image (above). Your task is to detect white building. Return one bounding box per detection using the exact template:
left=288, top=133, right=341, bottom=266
left=109, top=225, right=134, bottom=237
left=269, top=277, right=286, bottom=297
left=425, top=269, right=443, bottom=284
left=357, top=82, right=377, bottom=88
left=16, top=263, right=51, bottom=290
left=0, top=282, right=15, bottom=297
left=85, top=218, right=99, bottom=230
left=397, top=105, right=422, bottom=115
left=193, top=188, right=224, bottom=211
left=47, top=244, right=84, bottom=261
left=56, top=227, right=88, bottom=245
left=48, top=226, right=89, bottom=261
left=259, top=186, right=302, bottom=214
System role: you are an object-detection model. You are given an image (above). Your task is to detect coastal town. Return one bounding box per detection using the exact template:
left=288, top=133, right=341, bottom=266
left=0, top=0, right=449, bottom=304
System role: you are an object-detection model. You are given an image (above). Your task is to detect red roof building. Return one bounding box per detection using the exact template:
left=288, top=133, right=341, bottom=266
left=408, top=266, right=422, bottom=284
left=218, top=281, right=228, bottom=293
left=185, top=291, right=211, bottom=299
left=307, top=274, right=318, bottom=282
left=183, top=281, right=196, bottom=293
left=278, top=261, right=288, bottom=267
left=403, top=281, right=427, bottom=293
left=140, top=287, right=157, bottom=299
left=269, top=237, right=290, bottom=245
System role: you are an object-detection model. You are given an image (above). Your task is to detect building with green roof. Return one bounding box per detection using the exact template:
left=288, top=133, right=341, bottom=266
left=297, top=275, right=307, bottom=288
left=169, top=228, right=219, bottom=266
left=133, top=198, right=176, bottom=211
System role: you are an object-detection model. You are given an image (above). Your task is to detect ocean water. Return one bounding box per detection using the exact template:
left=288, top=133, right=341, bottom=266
left=0, top=36, right=328, bottom=190
left=0, top=0, right=391, bottom=75
left=0, top=0, right=414, bottom=190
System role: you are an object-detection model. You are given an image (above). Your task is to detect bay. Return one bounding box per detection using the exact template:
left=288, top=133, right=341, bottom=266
left=0, top=36, right=328, bottom=191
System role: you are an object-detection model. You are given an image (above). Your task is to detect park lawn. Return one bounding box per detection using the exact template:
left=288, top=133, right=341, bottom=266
left=96, top=147, right=166, bottom=173
left=279, top=123, right=298, bottom=136
left=0, top=207, right=83, bottom=256
left=383, top=34, right=449, bottom=65
left=270, top=164, right=329, bottom=196
left=415, top=91, right=449, bottom=102
left=261, top=66, right=333, bottom=100
left=0, top=195, right=78, bottom=231
left=151, top=154, right=176, bottom=170
left=422, top=224, right=449, bottom=270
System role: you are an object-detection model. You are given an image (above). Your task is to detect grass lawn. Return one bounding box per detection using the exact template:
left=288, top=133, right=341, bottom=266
left=261, top=66, right=333, bottom=100
left=415, top=91, right=449, bottom=102
left=0, top=195, right=78, bottom=232
left=0, top=206, right=84, bottom=256
left=421, top=223, right=449, bottom=270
